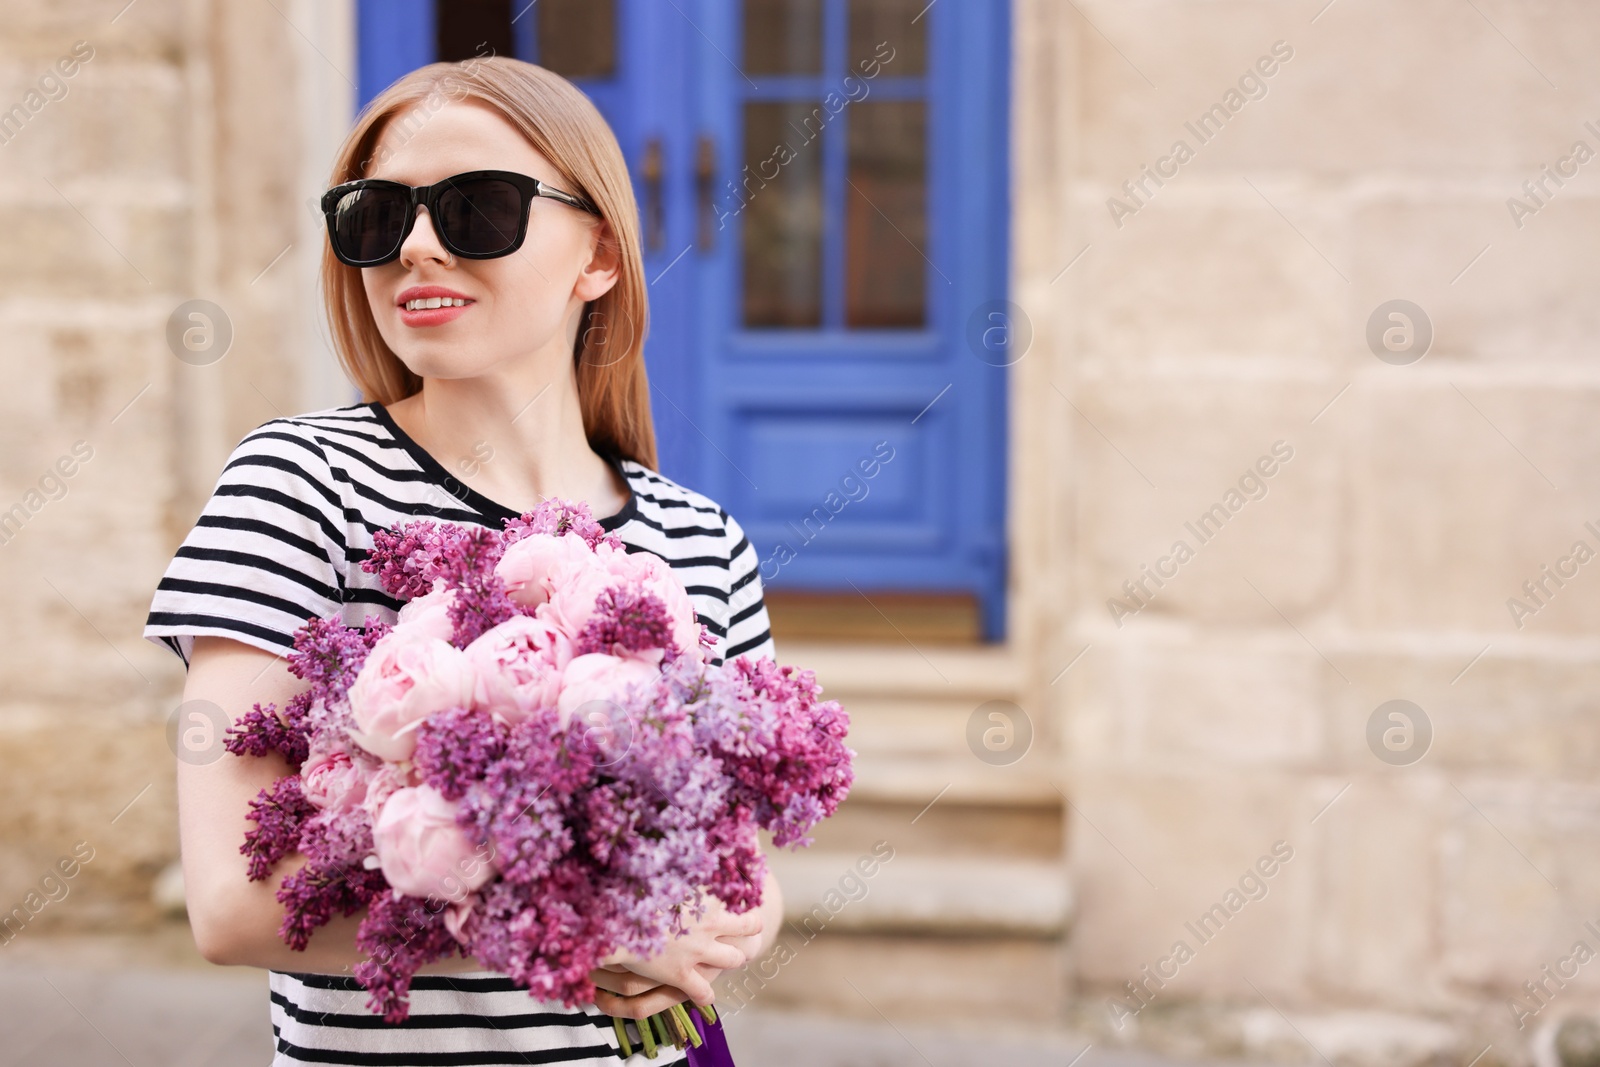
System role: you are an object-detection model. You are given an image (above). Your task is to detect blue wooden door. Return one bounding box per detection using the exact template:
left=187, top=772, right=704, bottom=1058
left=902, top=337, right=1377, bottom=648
left=354, top=0, right=1010, bottom=639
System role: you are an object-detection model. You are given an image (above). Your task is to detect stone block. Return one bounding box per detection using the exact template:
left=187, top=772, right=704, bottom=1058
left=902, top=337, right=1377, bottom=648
left=1075, top=186, right=1347, bottom=364
left=1350, top=197, right=1600, bottom=367
left=768, top=850, right=1070, bottom=936
left=1344, top=385, right=1600, bottom=633
left=1073, top=378, right=1341, bottom=627
left=1325, top=651, right=1600, bottom=779
left=0, top=200, right=186, bottom=297
left=1075, top=0, right=1600, bottom=178
left=1437, top=778, right=1600, bottom=993
left=1064, top=767, right=1314, bottom=1000
left=805, top=795, right=1062, bottom=861
left=1084, top=637, right=1324, bottom=769
left=1307, top=773, right=1454, bottom=1008
left=0, top=715, right=177, bottom=937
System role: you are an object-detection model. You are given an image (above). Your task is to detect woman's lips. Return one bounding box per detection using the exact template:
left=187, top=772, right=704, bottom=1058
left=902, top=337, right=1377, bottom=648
left=396, top=287, right=475, bottom=328
left=398, top=302, right=472, bottom=327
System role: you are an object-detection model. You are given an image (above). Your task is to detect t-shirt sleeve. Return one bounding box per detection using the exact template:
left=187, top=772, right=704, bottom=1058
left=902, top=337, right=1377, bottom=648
left=143, top=421, right=346, bottom=669
left=721, top=509, right=777, bottom=665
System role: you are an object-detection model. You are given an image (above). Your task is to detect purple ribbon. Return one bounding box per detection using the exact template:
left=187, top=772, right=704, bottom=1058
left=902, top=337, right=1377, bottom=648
left=684, top=1009, right=736, bottom=1067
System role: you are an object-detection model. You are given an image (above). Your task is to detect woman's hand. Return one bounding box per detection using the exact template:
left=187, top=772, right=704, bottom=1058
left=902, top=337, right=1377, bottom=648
left=591, top=894, right=764, bottom=1012
left=591, top=963, right=698, bottom=1019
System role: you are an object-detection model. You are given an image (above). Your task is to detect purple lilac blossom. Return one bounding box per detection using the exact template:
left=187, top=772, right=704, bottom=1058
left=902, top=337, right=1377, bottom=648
left=572, top=586, right=678, bottom=658
left=240, top=776, right=316, bottom=881
left=502, top=499, right=619, bottom=550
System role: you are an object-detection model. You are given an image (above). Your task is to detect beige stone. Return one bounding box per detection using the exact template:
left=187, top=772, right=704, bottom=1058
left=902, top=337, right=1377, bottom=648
left=1071, top=378, right=1341, bottom=626
left=1307, top=774, right=1456, bottom=1008
left=1075, top=187, right=1347, bottom=364
left=1064, top=767, right=1313, bottom=998
left=1075, top=0, right=1600, bottom=178
left=1344, top=385, right=1600, bottom=633
left=1071, top=637, right=1323, bottom=768
left=1437, top=778, right=1600, bottom=991
left=768, top=850, right=1071, bottom=936
left=1350, top=197, right=1600, bottom=366
left=1324, top=651, right=1600, bottom=778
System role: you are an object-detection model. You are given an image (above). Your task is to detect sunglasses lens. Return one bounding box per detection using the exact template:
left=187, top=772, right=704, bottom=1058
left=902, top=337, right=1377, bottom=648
left=436, top=178, right=525, bottom=256
left=331, top=187, right=408, bottom=263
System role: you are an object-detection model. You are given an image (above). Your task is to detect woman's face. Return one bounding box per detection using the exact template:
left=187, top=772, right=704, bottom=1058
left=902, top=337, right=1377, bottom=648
left=359, top=99, right=617, bottom=382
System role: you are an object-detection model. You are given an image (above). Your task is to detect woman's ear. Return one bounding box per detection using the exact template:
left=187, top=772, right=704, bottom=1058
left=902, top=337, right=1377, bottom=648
left=573, top=220, right=622, bottom=303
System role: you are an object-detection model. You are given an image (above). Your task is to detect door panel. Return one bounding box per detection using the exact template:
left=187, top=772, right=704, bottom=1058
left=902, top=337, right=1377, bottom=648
left=353, top=0, right=1010, bottom=639
left=692, top=0, right=1009, bottom=638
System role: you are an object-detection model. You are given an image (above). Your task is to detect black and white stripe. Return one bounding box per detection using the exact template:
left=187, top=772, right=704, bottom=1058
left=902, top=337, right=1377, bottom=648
left=267, top=972, right=645, bottom=1066
left=143, top=400, right=776, bottom=1065
left=144, top=400, right=776, bottom=670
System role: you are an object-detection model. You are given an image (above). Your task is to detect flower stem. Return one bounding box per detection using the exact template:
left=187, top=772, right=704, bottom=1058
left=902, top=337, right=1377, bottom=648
left=613, top=1016, right=633, bottom=1058
left=673, top=1002, right=703, bottom=1047
left=661, top=1006, right=684, bottom=1046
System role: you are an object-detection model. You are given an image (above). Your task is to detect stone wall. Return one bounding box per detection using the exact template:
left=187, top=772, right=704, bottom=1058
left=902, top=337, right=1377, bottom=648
left=0, top=0, right=316, bottom=937
left=1015, top=0, right=1600, bottom=1052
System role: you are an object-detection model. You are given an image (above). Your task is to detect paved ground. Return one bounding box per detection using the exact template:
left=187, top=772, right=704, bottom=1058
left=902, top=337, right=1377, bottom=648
left=0, top=928, right=1235, bottom=1067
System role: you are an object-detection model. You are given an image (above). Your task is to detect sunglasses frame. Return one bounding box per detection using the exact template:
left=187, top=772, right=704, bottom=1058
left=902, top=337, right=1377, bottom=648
left=320, top=169, right=603, bottom=267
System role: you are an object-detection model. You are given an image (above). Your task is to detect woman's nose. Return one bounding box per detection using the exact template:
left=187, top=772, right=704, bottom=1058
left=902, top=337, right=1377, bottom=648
left=398, top=204, right=451, bottom=268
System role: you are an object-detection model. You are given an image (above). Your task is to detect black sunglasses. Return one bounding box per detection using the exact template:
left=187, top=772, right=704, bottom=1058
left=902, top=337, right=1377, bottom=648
left=320, top=169, right=602, bottom=267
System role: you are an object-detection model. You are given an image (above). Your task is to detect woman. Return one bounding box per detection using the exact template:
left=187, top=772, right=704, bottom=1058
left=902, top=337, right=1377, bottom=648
left=144, top=57, right=783, bottom=1065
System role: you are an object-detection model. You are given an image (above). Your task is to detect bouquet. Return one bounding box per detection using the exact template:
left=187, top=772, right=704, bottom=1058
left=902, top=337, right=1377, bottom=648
left=224, top=499, right=853, bottom=1057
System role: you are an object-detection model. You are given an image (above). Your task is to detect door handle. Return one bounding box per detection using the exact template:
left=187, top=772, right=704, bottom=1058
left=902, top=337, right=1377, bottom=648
left=696, top=133, right=717, bottom=251
left=642, top=136, right=664, bottom=253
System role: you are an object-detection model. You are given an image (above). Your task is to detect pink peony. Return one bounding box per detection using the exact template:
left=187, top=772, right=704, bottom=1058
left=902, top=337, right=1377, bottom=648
left=348, top=629, right=478, bottom=761
left=543, top=543, right=699, bottom=659
left=359, top=762, right=413, bottom=825
left=442, top=896, right=475, bottom=945
left=540, top=558, right=617, bottom=639
left=301, top=742, right=371, bottom=813
left=556, top=651, right=660, bottom=721
left=495, top=532, right=592, bottom=610
left=395, top=581, right=458, bottom=643
left=463, top=614, right=574, bottom=725
left=372, top=784, right=495, bottom=900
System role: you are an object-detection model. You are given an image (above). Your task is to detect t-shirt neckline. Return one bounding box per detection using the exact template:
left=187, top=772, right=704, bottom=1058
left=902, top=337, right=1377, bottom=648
left=364, top=400, right=638, bottom=532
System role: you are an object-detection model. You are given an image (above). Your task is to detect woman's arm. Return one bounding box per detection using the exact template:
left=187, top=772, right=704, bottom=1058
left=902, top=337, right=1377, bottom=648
left=178, top=635, right=478, bottom=975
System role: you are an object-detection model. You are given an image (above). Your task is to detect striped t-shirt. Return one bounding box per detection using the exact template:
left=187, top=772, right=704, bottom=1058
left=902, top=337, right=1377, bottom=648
left=143, top=399, right=776, bottom=1066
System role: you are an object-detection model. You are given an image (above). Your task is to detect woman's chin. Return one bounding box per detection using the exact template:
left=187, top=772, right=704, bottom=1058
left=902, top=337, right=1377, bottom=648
left=388, top=349, right=500, bottom=381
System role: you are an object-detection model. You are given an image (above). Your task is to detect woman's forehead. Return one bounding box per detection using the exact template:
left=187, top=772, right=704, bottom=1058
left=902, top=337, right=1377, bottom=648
left=367, top=99, right=553, bottom=184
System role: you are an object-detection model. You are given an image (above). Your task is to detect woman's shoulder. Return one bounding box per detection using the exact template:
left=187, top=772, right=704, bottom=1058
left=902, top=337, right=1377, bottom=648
left=232, top=401, right=382, bottom=453
left=217, top=401, right=391, bottom=488
left=613, top=460, right=775, bottom=663
left=614, top=458, right=742, bottom=532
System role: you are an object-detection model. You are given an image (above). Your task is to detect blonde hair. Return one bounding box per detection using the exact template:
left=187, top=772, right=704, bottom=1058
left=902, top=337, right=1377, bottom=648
left=321, top=57, right=657, bottom=469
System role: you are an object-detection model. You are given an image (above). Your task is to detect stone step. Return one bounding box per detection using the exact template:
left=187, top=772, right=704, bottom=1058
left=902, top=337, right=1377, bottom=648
left=845, top=752, right=1060, bottom=807
left=780, top=641, right=1048, bottom=784
left=804, top=788, right=1063, bottom=861
left=747, top=641, right=1070, bottom=1027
